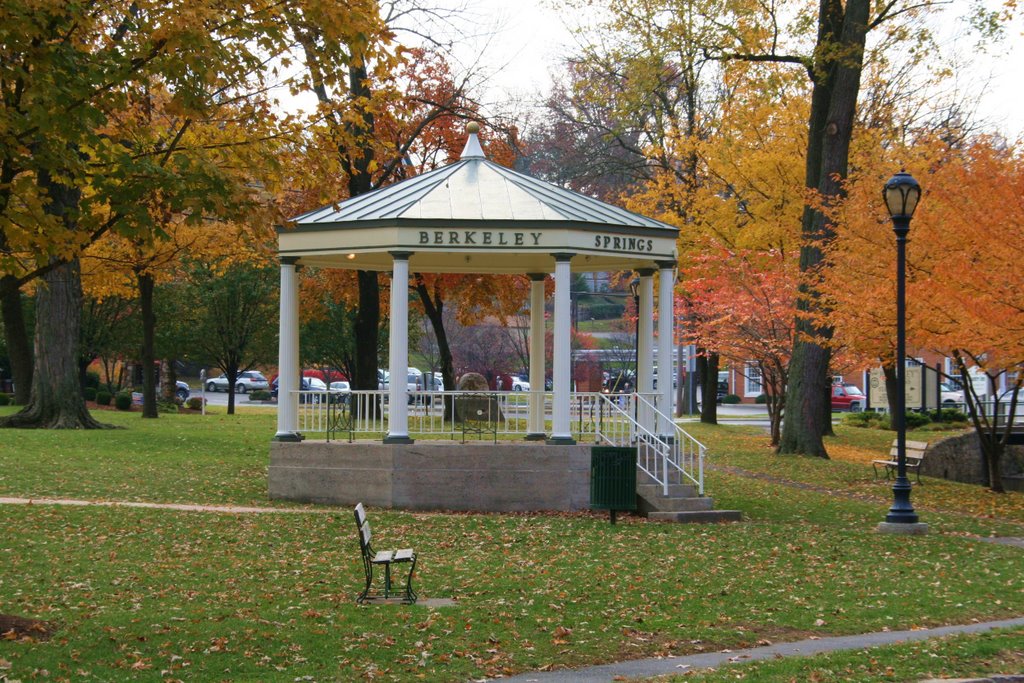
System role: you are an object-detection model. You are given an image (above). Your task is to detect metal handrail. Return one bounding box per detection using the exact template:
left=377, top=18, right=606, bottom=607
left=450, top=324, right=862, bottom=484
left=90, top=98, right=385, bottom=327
left=594, top=393, right=705, bottom=496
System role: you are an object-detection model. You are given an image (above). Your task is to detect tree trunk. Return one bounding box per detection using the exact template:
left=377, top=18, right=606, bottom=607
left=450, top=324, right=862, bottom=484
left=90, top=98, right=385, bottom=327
left=160, top=358, right=177, bottom=402
left=981, top=439, right=1005, bottom=493
left=0, top=276, right=33, bottom=404
left=224, top=364, right=239, bottom=415
left=138, top=271, right=158, bottom=418
left=778, top=0, right=868, bottom=457
left=346, top=62, right=382, bottom=398
left=699, top=351, right=719, bottom=424
left=882, top=364, right=898, bottom=415
left=354, top=270, right=380, bottom=391
left=414, top=277, right=455, bottom=420
left=822, top=380, right=836, bottom=437
left=765, top=364, right=787, bottom=447
left=0, top=259, right=111, bottom=429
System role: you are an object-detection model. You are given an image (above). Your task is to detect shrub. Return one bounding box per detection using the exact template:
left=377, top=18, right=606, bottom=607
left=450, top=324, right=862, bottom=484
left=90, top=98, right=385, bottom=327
left=722, top=394, right=741, bottom=404
left=586, top=302, right=625, bottom=320
left=249, top=390, right=271, bottom=401
left=0, top=393, right=11, bottom=406
left=186, top=397, right=205, bottom=410
left=96, top=391, right=113, bottom=406
left=83, top=387, right=97, bottom=401
left=754, top=393, right=767, bottom=404
left=930, top=407, right=968, bottom=423
left=114, top=391, right=133, bottom=411
left=157, top=399, right=179, bottom=414
left=85, top=371, right=101, bottom=390
left=842, top=411, right=880, bottom=428
left=862, top=411, right=931, bottom=431
left=904, top=411, right=931, bottom=430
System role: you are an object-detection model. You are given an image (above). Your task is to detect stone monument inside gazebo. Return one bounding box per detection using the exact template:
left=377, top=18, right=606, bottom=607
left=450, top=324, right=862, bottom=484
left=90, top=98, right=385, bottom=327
left=268, top=123, right=698, bottom=514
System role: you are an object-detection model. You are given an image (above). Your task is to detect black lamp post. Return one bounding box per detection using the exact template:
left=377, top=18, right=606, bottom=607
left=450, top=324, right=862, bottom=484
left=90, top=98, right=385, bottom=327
left=883, top=170, right=922, bottom=526
left=630, top=277, right=640, bottom=394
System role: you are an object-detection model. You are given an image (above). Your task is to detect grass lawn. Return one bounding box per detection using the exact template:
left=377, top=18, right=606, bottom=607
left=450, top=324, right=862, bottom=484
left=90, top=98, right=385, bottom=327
left=1, top=406, right=1023, bottom=681
left=576, top=318, right=626, bottom=334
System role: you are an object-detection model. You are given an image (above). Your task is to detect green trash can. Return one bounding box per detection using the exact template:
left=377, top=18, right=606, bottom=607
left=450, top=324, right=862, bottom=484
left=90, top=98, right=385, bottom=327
left=590, top=446, right=637, bottom=523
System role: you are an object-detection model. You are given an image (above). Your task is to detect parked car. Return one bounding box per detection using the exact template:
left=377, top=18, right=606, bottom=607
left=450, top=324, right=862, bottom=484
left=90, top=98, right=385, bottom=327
left=270, top=376, right=327, bottom=403
left=940, top=382, right=965, bottom=406
left=304, top=368, right=347, bottom=383
left=831, top=383, right=865, bottom=412
left=175, top=381, right=190, bottom=402
left=421, top=372, right=444, bottom=392
left=509, top=375, right=530, bottom=391
left=492, top=373, right=529, bottom=391
left=206, top=370, right=269, bottom=393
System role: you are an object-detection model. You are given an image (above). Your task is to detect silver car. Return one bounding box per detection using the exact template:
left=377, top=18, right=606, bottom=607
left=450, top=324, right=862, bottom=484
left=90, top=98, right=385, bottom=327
left=206, top=370, right=269, bottom=393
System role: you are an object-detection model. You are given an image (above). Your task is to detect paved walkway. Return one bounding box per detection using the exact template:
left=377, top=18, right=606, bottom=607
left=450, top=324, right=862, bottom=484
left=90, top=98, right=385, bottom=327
left=492, top=617, right=1024, bottom=682
left=0, top=496, right=330, bottom=514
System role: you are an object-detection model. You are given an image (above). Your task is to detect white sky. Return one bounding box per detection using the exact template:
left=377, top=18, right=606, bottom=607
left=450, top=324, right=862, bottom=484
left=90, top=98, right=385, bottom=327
left=441, top=0, right=1024, bottom=141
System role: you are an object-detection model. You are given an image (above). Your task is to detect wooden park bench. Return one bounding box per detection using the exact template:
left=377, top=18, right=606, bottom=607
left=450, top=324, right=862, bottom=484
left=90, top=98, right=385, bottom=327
left=354, top=503, right=417, bottom=604
left=872, top=439, right=928, bottom=484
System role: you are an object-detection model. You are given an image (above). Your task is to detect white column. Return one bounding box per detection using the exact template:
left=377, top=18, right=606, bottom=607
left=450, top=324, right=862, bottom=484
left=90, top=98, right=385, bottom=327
left=527, top=274, right=547, bottom=440
left=638, top=270, right=655, bottom=432
left=275, top=257, right=301, bottom=441
left=657, top=262, right=676, bottom=435
left=549, top=255, right=575, bottom=444
left=385, top=252, right=413, bottom=444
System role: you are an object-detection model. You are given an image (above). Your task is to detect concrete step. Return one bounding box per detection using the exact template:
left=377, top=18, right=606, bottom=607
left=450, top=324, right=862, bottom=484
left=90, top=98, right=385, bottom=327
left=636, top=487, right=714, bottom=515
left=647, top=510, right=743, bottom=523
left=637, top=482, right=699, bottom=499
left=646, top=496, right=715, bottom=512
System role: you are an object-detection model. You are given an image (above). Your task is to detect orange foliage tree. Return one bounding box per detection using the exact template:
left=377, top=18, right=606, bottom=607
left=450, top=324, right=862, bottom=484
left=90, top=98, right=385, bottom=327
left=825, top=135, right=1023, bottom=491
left=911, top=139, right=1023, bottom=492
left=681, top=245, right=798, bottom=445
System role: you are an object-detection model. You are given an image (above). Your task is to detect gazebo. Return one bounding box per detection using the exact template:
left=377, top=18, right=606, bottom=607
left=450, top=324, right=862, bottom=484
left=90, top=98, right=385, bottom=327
left=268, top=124, right=720, bottom=516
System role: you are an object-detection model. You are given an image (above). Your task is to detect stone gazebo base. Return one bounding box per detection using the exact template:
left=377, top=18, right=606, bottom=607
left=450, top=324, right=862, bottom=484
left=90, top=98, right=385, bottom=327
left=269, top=441, right=592, bottom=512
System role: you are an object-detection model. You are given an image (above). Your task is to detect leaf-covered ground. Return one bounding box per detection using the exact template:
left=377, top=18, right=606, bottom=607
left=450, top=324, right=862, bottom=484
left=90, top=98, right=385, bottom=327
left=0, top=408, right=1022, bottom=681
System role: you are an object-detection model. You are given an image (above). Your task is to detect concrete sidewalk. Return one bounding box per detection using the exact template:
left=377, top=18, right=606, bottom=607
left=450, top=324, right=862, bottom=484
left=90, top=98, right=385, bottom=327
left=491, top=617, right=1024, bottom=682
left=0, top=496, right=329, bottom=514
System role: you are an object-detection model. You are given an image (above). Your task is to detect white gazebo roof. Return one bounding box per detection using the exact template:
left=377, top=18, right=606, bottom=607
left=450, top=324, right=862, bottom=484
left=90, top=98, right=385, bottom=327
left=280, top=126, right=678, bottom=273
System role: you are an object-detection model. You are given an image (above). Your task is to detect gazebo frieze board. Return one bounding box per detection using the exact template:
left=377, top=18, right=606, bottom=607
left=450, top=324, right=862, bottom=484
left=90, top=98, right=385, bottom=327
left=279, top=225, right=677, bottom=273
left=280, top=251, right=677, bottom=274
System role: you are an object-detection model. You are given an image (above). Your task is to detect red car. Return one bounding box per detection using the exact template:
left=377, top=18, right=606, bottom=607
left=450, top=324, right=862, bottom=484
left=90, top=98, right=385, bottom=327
left=302, top=368, right=347, bottom=383
left=831, top=383, right=865, bottom=412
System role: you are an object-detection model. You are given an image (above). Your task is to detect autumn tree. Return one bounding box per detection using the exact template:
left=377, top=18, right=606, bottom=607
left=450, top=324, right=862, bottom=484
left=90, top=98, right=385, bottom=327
left=915, top=139, right=1023, bottom=489
left=897, top=140, right=1020, bottom=491
left=681, top=246, right=797, bottom=444
left=180, top=261, right=278, bottom=415
left=288, top=4, right=437, bottom=395
left=699, top=1, right=1013, bottom=456
left=0, top=0, right=340, bottom=427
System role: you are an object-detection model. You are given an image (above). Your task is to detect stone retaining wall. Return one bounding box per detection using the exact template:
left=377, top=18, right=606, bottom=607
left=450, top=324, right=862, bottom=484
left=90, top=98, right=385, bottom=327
left=920, top=431, right=1024, bottom=490
left=269, top=441, right=592, bottom=511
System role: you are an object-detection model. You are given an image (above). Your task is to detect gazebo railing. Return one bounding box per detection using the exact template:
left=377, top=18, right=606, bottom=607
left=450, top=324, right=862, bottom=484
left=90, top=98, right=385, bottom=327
left=295, top=390, right=644, bottom=440
left=292, top=389, right=705, bottom=493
